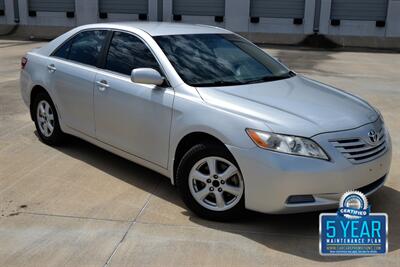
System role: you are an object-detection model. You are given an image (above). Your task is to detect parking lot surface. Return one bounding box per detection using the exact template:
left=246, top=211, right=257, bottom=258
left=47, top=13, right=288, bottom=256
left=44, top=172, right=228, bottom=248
left=0, top=40, right=399, bottom=267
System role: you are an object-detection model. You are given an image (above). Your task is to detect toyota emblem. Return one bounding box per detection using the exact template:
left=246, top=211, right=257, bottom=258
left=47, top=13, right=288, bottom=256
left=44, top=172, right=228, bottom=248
left=368, top=130, right=379, bottom=144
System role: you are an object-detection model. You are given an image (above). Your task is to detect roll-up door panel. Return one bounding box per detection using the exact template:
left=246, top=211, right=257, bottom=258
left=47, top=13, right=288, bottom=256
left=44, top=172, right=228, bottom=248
left=331, top=0, right=388, bottom=21
left=29, top=0, right=75, bottom=12
left=173, top=0, right=225, bottom=16
left=99, top=0, right=148, bottom=14
left=250, top=0, right=305, bottom=18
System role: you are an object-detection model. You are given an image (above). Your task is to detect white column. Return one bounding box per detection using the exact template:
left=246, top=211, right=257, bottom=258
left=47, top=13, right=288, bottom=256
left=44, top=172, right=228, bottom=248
left=163, top=0, right=172, bottom=21
left=386, top=0, right=400, bottom=37
left=4, top=0, right=16, bottom=24
left=148, top=0, right=157, bottom=21
left=304, top=0, right=316, bottom=34
left=225, top=0, right=250, bottom=32
left=76, top=0, right=98, bottom=25
left=318, top=0, right=332, bottom=34
left=17, top=0, right=27, bottom=25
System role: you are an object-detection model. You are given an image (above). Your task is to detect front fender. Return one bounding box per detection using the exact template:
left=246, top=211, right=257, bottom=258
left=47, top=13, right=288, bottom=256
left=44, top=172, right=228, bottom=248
left=167, top=92, right=270, bottom=181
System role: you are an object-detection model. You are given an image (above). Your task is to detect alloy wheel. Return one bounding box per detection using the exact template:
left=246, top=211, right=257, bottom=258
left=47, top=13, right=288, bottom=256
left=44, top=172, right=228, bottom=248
left=36, top=100, right=55, bottom=137
left=188, top=156, right=244, bottom=211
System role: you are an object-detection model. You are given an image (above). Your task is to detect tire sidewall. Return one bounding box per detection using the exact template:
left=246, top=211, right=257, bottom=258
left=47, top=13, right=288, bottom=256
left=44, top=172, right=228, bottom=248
left=33, top=92, right=63, bottom=146
left=176, top=143, right=245, bottom=221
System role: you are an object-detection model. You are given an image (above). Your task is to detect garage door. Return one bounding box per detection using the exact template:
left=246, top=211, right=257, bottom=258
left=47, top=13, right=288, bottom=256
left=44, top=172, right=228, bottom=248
left=99, top=0, right=148, bottom=14
left=250, top=0, right=305, bottom=18
left=28, top=0, right=75, bottom=12
left=331, top=0, right=388, bottom=21
left=173, top=0, right=225, bottom=16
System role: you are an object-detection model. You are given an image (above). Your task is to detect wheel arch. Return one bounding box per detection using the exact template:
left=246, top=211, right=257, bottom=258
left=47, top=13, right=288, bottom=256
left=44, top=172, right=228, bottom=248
left=172, top=131, right=237, bottom=185
left=30, top=85, right=52, bottom=121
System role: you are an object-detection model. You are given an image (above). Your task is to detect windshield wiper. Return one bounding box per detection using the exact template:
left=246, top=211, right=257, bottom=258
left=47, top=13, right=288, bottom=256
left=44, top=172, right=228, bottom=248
left=192, top=80, right=245, bottom=87
left=191, top=71, right=296, bottom=87
left=243, top=71, right=296, bottom=85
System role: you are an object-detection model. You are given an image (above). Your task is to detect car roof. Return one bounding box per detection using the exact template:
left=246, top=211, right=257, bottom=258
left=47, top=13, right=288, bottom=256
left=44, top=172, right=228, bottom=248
left=80, top=22, right=232, bottom=36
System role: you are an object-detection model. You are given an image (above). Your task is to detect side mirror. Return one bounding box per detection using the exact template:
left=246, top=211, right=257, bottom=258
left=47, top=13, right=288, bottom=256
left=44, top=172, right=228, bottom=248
left=131, top=68, right=164, bottom=86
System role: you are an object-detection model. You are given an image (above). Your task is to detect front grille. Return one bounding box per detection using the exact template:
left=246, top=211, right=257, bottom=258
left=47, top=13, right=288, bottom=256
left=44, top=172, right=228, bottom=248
left=330, top=127, right=387, bottom=164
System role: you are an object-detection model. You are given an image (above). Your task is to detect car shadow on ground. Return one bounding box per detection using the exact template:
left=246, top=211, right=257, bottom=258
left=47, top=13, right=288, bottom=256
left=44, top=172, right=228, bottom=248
left=54, top=135, right=399, bottom=263
left=189, top=185, right=400, bottom=262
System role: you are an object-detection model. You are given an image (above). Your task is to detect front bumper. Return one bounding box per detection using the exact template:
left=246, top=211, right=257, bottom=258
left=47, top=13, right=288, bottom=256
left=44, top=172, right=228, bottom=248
left=227, top=124, right=392, bottom=214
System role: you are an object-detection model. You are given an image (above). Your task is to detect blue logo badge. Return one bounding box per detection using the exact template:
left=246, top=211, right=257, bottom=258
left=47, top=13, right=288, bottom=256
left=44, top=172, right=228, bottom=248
left=320, top=190, right=388, bottom=255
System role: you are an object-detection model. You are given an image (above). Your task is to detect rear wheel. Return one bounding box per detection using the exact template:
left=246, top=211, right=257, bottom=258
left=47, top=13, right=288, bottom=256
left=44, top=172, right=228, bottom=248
left=176, top=143, right=245, bottom=221
left=33, top=92, right=65, bottom=146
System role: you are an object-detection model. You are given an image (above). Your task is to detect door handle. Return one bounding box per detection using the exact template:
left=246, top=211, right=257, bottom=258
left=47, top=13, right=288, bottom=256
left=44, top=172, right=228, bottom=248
left=96, top=80, right=109, bottom=91
left=47, top=64, right=56, bottom=73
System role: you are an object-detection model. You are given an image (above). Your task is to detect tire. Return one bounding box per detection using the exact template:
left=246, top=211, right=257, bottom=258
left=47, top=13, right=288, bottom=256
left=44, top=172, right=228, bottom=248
left=176, top=142, right=245, bottom=221
left=33, top=91, right=65, bottom=146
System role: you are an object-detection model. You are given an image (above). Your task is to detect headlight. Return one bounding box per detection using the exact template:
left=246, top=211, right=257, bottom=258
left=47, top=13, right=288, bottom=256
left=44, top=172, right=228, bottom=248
left=246, top=129, right=329, bottom=160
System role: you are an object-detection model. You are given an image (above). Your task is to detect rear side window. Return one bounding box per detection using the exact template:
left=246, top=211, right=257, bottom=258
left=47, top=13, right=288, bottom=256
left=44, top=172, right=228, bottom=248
left=53, top=38, right=72, bottom=59
left=105, top=31, right=160, bottom=76
left=53, top=30, right=107, bottom=67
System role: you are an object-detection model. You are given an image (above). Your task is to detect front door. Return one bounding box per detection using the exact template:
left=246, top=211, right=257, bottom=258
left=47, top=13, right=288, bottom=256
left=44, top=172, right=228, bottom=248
left=94, top=31, right=174, bottom=168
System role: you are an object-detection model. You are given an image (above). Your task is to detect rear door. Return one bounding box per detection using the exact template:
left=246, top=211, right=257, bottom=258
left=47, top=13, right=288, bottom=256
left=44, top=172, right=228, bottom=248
left=94, top=31, right=174, bottom=168
left=49, top=30, right=108, bottom=137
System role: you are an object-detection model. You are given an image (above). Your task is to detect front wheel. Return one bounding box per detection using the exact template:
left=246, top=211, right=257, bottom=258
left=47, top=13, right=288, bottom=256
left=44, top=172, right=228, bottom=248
left=176, top=143, right=245, bottom=221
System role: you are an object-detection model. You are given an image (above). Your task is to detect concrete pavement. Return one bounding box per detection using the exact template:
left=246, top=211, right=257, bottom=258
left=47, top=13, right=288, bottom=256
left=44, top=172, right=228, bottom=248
left=0, top=40, right=399, bottom=266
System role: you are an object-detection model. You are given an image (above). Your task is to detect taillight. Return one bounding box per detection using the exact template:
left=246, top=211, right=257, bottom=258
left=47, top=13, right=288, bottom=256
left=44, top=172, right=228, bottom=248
left=21, top=57, right=28, bottom=69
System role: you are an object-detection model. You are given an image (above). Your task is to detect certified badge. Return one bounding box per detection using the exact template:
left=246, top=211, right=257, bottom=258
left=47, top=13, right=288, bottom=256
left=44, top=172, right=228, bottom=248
left=320, top=190, right=388, bottom=255
left=338, top=191, right=370, bottom=219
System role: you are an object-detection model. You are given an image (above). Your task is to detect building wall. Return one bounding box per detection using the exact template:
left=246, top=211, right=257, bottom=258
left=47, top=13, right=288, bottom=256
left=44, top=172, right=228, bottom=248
left=0, top=0, right=399, bottom=46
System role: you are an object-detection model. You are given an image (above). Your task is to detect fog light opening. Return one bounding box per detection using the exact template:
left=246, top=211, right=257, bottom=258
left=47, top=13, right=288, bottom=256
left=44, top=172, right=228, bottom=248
left=287, top=195, right=315, bottom=204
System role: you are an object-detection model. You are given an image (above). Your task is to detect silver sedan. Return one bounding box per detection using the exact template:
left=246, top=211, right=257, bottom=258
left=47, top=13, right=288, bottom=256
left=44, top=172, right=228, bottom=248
left=20, top=22, right=391, bottom=221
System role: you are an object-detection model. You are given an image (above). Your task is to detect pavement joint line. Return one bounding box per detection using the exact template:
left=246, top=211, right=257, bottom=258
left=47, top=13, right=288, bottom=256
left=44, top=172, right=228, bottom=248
left=299, top=72, right=392, bottom=80
left=0, top=78, right=20, bottom=84
left=103, top=182, right=160, bottom=267
left=0, top=42, right=41, bottom=49
left=134, top=221, right=317, bottom=239
left=17, top=211, right=317, bottom=239
left=0, top=153, right=59, bottom=196
left=19, top=211, right=132, bottom=223
left=0, top=121, right=32, bottom=138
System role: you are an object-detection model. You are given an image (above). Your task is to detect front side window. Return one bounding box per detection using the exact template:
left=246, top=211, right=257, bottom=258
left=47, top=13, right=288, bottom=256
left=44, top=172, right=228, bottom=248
left=154, top=34, right=293, bottom=87
left=53, top=30, right=107, bottom=67
left=105, top=31, right=160, bottom=76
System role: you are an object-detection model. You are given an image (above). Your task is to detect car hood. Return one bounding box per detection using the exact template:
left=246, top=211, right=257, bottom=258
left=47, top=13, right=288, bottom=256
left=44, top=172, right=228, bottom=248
left=196, top=76, right=378, bottom=137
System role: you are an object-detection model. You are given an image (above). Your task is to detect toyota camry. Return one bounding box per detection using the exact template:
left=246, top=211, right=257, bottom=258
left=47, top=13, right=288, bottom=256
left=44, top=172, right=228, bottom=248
left=20, top=22, right=392, bottom=221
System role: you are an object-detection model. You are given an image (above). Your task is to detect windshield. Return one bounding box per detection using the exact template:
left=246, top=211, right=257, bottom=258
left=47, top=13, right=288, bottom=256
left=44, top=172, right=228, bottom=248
left=154, top=34, right=294, bottom=87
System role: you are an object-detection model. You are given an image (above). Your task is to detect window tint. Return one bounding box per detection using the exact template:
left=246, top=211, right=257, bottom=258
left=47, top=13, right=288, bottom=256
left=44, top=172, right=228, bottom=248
left=53, top=38, right=73, bottom=59
left=65, top=30, right=107, bottom=66
left=154, top=34, right=291, bottom=87
left=105, top=31, right=160, bottom=76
